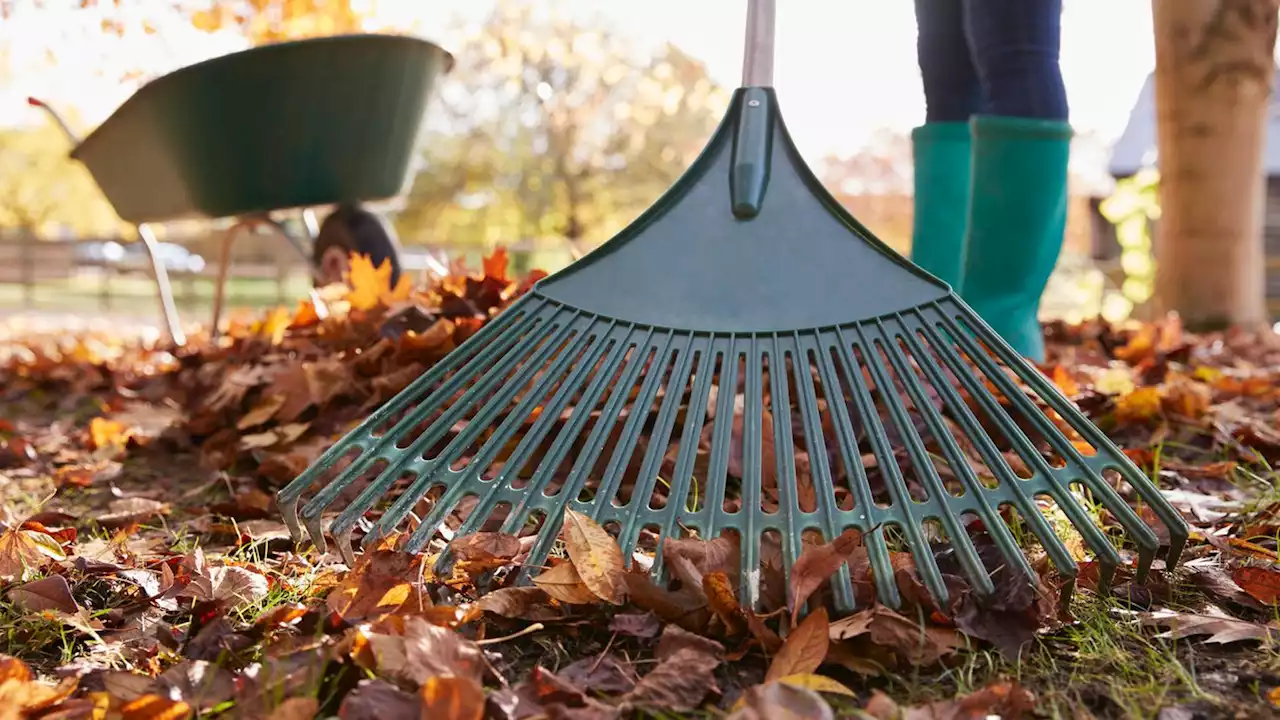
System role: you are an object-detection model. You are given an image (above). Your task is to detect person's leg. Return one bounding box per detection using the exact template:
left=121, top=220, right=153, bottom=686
left=959, top=0, right=1071, bottom=361
left=909, top=0, right=982, bottom=289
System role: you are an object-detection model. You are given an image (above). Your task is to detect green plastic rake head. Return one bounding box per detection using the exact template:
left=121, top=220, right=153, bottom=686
left=278, top=0, right=1188, bottom=614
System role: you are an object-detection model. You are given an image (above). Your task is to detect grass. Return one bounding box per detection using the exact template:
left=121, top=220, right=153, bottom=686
left=0, top=272, right=314, bottom=319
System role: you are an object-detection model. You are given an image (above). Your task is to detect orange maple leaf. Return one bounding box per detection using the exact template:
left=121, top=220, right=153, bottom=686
left=483, top=248, right=510, bottom=284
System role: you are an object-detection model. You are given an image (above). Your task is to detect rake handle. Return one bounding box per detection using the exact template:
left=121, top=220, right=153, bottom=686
left=741, top=0, right=775, bottom=87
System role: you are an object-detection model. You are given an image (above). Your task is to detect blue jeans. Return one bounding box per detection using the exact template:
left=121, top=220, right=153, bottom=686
left=913, top=0, right=1068, bottom=122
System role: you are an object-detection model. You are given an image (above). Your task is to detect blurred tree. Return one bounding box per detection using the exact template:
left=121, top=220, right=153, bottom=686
left=0, top=45, right=119, bottom=236
left=1151, top=0, right=1278, bottom=329
left=2, top=0, right=371, bottom=45
left=183, top=0, right=369, bottom=44
left=395, top=0, right=729, bottom=258
left=0, top=121, right=121, bottom=235
left=819, top=130, right=914, bottom=253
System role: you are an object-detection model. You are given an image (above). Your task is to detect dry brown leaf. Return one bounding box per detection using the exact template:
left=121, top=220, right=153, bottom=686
left=0, top=654, right=79, bottom=720
left=829, top=605, right=964, bottom=667
left=561, top=509, right=626, bottom=605
left=265, top=697, right=319, bottom=720
left=178, top=564, right=269, bottom=610
left=1232, top=566, right=1280, bottom=605
left=532, top=562, right=600, bottom=605
left=369, top=616, right=486, bottom=685
left=327, top=550, right=425, bottom=621
left=621, top=646, right=721, bottom=712
left=419, top=675, right=485, bottom=720
left=448, top=532, right=522, bottom=569
left=727, top=682, right=835, bottom=720
left=765, top=608, right=829, bottom=683
left=97, top=497, right=170, bottom=528
left=339, top=679, right=420, bottom=720
left=6, top=574, right=78, bottom=614
left=0, top=523, right=67, bottom=581
left=1140, top=608, right=1279, bottom=644
left=788, top=529, right=864, bottom=623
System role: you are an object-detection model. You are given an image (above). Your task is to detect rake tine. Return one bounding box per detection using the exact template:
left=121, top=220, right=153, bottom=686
left=297, top=307, right=556, bottom=552
left=911, top=315, right=1087, bottom=606
left=277, top=301, right=532, bottom=541
left=400, top=326, right=596, bottom=556
left=767, top=337, right=812, bottom=615
left=934, top=307, right=1148, bottom=585
left=853, top=323, right=955, bottom=609
left=590, top=333, right=677, bottom=523
left=824, top=332, right=899, bottom=608
left=515, top=330, right=657, bottom=585
left=793, top=334, right=856, bottom=612
left=500, top=328, right=638, bottom=532
left=701, top=340, right=739, bottom=542
left=645, top=337, right=716, bottom=582
left=959, top=311, right=1188, bottom=574
left=345, top=314, right=585, bottom=560
left=918, top=313, right=1126, bottom=596
left=874, top=319, right=995, bottom=598
left=897, top=315, right=1038, bottom=584
left=738, top=340, right=766, bottom=610
left=430, top=328, right=618, bottom=573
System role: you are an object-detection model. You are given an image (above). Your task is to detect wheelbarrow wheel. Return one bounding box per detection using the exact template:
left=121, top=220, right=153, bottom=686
left=312, top=203, right=403, bottom=288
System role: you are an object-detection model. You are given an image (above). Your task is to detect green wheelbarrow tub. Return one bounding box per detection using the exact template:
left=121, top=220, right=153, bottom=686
left=71, top=33, right=453, bottom=225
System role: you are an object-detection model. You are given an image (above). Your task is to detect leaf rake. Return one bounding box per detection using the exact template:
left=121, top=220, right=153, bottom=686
left=278, top=0, right=1188, bottom=614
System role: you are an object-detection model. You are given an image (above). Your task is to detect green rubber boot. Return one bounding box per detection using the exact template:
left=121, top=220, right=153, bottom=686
left=960, top=115, right=1072, bottom=362
left=909, top=122, right=971, bottom=288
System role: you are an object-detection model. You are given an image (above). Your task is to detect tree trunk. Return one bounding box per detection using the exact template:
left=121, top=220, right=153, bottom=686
left=1151, top=0, right=1278, bottom=330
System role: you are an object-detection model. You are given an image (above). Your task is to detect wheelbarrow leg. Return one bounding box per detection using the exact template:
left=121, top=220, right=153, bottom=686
left=137, top=223, right=186, bottom=347
left=210, top=219, right=255, bottom=337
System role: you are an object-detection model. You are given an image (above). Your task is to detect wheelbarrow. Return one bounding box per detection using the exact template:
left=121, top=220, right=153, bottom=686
left=29, top=33, right=454, bottom=346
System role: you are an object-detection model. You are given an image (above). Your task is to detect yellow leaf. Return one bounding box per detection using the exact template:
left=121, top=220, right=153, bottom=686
left=1115, top=386, right=1162, bottom=424
left=560, top=509, right=627, bottom=605
left=345, top=253, right=392, bottom=311
left=89, top=417, right=131, bottom=452
left=775, top=673, right=856, bottom=697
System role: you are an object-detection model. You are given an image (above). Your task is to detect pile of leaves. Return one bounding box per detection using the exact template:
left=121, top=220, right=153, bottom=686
left=3, top=255, right=1280, bottom=718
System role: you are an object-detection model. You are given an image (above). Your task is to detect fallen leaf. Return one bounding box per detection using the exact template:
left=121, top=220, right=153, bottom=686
left=609, top=612, right=662, bottom=638
left=178, top=564, right=269, bottom=610
left=339, top=679, right=420, bottom=720
left=369, top=616, right=486, bottom=685
left=621, top=646, right=721, bottom=712
left=773, top=673, right=857, bottom=698
left=119, top=694, right=193, bottom=720
left=97, top=497, right=170, bottom=528
left=448, top=532, right=521, bottom=566
left=828, top=605, right=964, bottom=668
left=561, top=509, right=626, bottom=605
left=6, top=574, right=78, bottom=614
left=0, top=654, right=79, bottom=719
left=1232, top=566, right=1280, bottom=605
left=419, top=675, right=485, bottom=720
left=0, top=522, right=66, bottom=581
left=765, top=608, right=829, bottom=683
left=788, top=529, right=863, bottom=623
left=532, top=562, right=600, bottom=605
left=727, top=682, right=835, bottom=720
left=1140, top=608, right=1280, bottom=644
left=266, top=697, right=320, bottom=720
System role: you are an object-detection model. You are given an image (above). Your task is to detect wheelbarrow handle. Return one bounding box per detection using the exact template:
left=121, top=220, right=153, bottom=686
left=26, top=97, right=81, bottom=146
